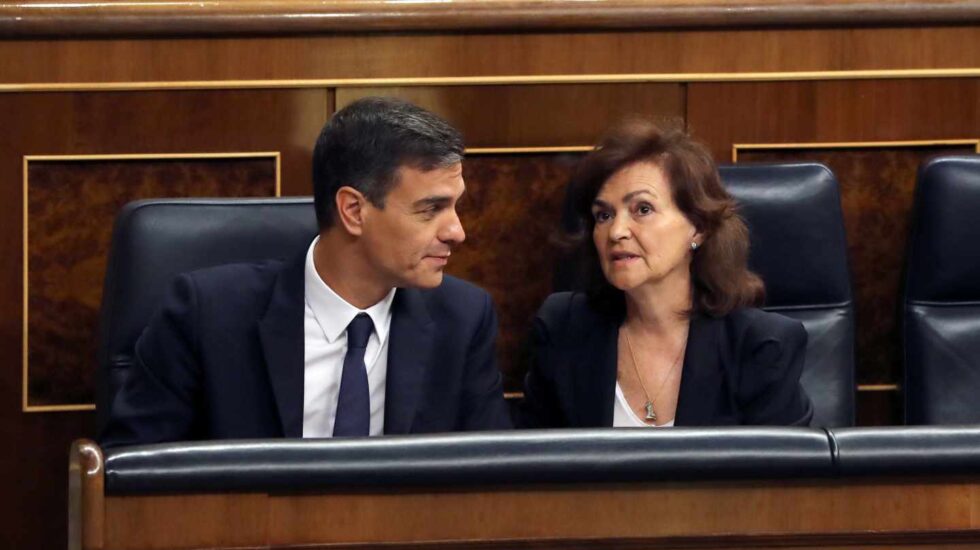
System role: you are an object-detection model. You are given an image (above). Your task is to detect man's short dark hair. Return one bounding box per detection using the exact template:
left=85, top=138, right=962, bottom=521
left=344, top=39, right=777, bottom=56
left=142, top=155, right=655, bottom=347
left=312, top=97, right=465, bottom=229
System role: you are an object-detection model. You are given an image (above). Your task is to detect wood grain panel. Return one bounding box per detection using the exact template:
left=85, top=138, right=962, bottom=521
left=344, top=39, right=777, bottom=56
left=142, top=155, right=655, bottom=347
left=4, top=0, right=978, bottom=37
left=450, top=153, right=580, bottom=390
left=738, top=144, right=977, bottom=392
left=1, top=27, right=977, bottom=86
left=26, top=156, right=277, bottom=408
left=0, top=88, right=326, bottom=549
left=337, top=84, right=684, bottom=148
left=688, top=77, right=980, bottom=425
left=687, top=79, right=980, bottom=162
left=105, top=494, right=269, bottom=550
left=92, top=479, right=980, bottom=548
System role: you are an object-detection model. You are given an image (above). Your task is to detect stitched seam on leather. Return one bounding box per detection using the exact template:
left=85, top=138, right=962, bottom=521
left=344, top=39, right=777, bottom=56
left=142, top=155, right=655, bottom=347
left=907, top=300, right=980, bottom=307
left=763, top=301, right=853, bottom=311
left=823, top=427, right=841, bottom=476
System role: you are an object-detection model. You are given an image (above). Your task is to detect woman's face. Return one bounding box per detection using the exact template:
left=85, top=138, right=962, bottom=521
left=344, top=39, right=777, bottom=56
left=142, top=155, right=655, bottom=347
left=591, top=161, right=700, bottom=294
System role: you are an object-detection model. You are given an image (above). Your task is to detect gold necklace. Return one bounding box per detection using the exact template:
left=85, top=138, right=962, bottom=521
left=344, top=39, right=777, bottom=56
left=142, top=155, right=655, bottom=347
left=622, top=325, right=688, bottom=423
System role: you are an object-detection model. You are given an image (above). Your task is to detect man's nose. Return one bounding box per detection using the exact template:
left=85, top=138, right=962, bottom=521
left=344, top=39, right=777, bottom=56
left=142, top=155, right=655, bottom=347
left=440, top=210, right=466, bottom=244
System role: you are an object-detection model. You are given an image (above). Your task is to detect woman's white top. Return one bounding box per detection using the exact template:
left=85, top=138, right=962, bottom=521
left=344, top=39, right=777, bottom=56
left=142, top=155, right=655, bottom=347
left=613, top=382, right=675, bottom=427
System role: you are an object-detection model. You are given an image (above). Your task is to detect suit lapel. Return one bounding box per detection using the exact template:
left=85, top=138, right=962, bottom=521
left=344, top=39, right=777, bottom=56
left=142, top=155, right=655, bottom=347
left=674, top=315, right=727, bottom=426
left=257, top=253, right=307, bottom=438
left=574, top=308, right=619, bottom=427
left=383, top=288, right=434, bottom=434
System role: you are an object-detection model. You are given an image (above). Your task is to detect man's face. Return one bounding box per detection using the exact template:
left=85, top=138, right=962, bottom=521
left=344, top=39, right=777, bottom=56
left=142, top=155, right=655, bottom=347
left=359, top=163, right=466, bottom=289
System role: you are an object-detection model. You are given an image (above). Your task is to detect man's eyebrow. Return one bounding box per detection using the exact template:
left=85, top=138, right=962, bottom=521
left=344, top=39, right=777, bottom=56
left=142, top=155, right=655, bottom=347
left=412, top=196, right=453, bottom=209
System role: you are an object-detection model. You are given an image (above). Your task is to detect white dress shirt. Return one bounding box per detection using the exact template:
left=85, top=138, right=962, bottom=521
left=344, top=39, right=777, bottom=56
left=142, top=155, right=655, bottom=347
left=613, top=382, right=675, bottom=428
left=303, top=237, right=396, bottom=437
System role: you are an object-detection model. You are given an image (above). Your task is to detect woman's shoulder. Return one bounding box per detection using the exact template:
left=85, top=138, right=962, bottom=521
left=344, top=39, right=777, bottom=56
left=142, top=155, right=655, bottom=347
left=537, top=291, right=592, bottom=324
left=534, top=291, right=608, bottom=339
left=722, top=307, right=807, bottom=349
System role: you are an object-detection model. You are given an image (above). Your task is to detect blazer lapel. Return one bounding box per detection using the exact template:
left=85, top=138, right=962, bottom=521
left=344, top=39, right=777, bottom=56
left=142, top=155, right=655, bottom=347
left=383, top=288, right=434, bottom=434
left=574, top=309, right=619, bottom=427
left=674, top=315, right=727, bottom=426
left=257, top=253, right=307, bottom=438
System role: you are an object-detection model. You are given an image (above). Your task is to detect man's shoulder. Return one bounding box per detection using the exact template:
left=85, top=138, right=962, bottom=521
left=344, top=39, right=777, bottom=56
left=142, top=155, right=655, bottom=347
left=177, top=259, right=287, bottom=306
left=416, top=274, right=490, bottom=312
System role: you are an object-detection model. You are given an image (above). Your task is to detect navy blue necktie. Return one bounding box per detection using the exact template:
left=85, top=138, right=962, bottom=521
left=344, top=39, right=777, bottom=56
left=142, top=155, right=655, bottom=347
left=333, top=313, right=374, bottom=437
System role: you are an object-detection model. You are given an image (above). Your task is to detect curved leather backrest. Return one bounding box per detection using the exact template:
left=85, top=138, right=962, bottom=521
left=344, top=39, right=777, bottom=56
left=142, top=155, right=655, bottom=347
left=721, top=164, right=856, bottom=428
left=103, top=428, right=834, bottom=494
left=828, top=425, right=980, bottom=476
left=97, top=198, right=318, bottom=431
left=904, top=155, right=980, bottom=424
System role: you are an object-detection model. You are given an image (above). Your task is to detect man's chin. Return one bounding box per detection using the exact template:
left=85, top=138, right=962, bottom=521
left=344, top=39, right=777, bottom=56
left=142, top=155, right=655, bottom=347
left=401, top=270, right=444, bottom=289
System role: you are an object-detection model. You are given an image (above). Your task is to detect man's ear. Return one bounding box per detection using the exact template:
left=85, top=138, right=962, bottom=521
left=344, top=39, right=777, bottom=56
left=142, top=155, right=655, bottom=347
left=335, top=186, right=367, bottom=236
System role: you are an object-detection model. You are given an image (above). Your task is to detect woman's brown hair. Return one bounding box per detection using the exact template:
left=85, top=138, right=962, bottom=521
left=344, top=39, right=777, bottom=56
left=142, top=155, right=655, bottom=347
left=565, top=118, right=764, bottom=317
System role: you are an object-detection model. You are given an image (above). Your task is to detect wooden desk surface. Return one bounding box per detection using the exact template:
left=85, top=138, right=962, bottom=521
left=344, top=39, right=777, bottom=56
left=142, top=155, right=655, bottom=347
left=70, top=440, right=980, bottom=550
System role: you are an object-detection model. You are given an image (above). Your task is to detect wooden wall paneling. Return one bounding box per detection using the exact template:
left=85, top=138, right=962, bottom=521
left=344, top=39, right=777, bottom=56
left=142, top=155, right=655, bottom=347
left=453, top=152, right=581, bottom=390
left=688, top=78, right=980, bottom=425
left=737, top=143, right=977, bottom=413
left=1, top=27, right=978, bottom=86
left=0, top=87, right=328, bottom=549
left=5, top=0, right=979, bottom=38
left=88, top=479, right=980, bottom=548
left=687, top=79, right=980, bottom=162
left=336, top=84, right=685, bottom=148
left=25, top=155, right=279, bottom=410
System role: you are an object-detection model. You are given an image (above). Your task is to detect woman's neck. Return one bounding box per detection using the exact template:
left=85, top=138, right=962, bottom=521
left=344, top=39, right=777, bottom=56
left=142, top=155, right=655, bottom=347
left=623, top=272, right=692, bottom=336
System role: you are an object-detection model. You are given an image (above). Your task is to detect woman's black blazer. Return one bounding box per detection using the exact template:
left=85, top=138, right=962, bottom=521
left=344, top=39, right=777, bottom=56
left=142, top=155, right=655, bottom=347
left=519, top=292, right=814, bottom=428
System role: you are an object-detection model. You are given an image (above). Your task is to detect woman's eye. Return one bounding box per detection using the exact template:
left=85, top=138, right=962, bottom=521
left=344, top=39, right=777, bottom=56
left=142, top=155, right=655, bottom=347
left=636, top=204, right=653, bottom=215
left=593, top=211, right=611, bottom=223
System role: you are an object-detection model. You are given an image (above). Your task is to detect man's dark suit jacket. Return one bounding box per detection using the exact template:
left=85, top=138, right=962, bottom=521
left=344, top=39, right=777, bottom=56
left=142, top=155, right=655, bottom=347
left=100, top=253, right=512, bottom=448
left=519, top=292, right=814, bottom=428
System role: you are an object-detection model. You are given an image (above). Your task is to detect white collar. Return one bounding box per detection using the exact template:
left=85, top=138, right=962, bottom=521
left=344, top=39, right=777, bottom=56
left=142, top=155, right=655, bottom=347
left=304, top=236, right=396, bottom=344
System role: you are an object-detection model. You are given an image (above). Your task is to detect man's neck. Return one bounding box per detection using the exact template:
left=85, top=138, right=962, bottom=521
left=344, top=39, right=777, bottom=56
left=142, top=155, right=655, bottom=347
left=313, top=230, right=392, bottom=310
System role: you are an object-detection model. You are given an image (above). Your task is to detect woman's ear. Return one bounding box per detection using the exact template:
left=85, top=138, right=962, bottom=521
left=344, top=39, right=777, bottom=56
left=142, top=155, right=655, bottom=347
left=335, top=186, right=366, bottom=236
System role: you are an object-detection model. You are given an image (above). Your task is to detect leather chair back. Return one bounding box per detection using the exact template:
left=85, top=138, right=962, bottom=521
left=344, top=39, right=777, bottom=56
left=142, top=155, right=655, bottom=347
left=722, top=164, right=856, bottom=427
left=903, top=155, right=980, bottom=424
left=97, top=198, right=318, bottom=431
left=555, top=163, right=856, bottom=426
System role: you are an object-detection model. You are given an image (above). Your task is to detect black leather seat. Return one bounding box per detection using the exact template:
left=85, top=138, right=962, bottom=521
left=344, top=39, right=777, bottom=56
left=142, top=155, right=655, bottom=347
left=96, top=198, right=318, bottom=432
left=721, top=164, right=856, bottom=427
left=555, top=163, right=856, bottom=427
left=103, top=428, right=834, bottom=494
left=904, top=155, right=980, bottom=425
left=828, top=425, right=980, bottom=476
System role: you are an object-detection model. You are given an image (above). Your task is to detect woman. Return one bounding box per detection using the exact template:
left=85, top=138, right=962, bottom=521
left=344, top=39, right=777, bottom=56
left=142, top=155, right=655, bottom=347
left=520, top=119, right=813, bottom=428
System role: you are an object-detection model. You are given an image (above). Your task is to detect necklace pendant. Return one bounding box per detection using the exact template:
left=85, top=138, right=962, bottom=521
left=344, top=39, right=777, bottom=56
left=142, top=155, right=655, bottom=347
left=644, top=401, right=657, bottom=422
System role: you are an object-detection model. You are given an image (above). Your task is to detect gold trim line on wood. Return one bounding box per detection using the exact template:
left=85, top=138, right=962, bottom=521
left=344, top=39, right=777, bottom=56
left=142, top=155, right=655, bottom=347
left=23, top=151, right=281, bottom=161
left=732, top=139, right=980, bottom=162
left=22, top=151, right=283, bottom=414
left=857, top=384, right=900, bottom=392
left=2, top=68, right=980, bottom=94
left=467, top=146, right=592, bottom=155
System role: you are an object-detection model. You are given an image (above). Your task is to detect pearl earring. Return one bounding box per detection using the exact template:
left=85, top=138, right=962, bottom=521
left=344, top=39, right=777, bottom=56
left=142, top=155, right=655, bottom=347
left=691, top=241, right=699, bottom=251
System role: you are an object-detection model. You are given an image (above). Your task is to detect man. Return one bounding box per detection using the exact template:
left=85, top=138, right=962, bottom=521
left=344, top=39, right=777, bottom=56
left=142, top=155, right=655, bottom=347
left=100, top=97, right=511, bottom=447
